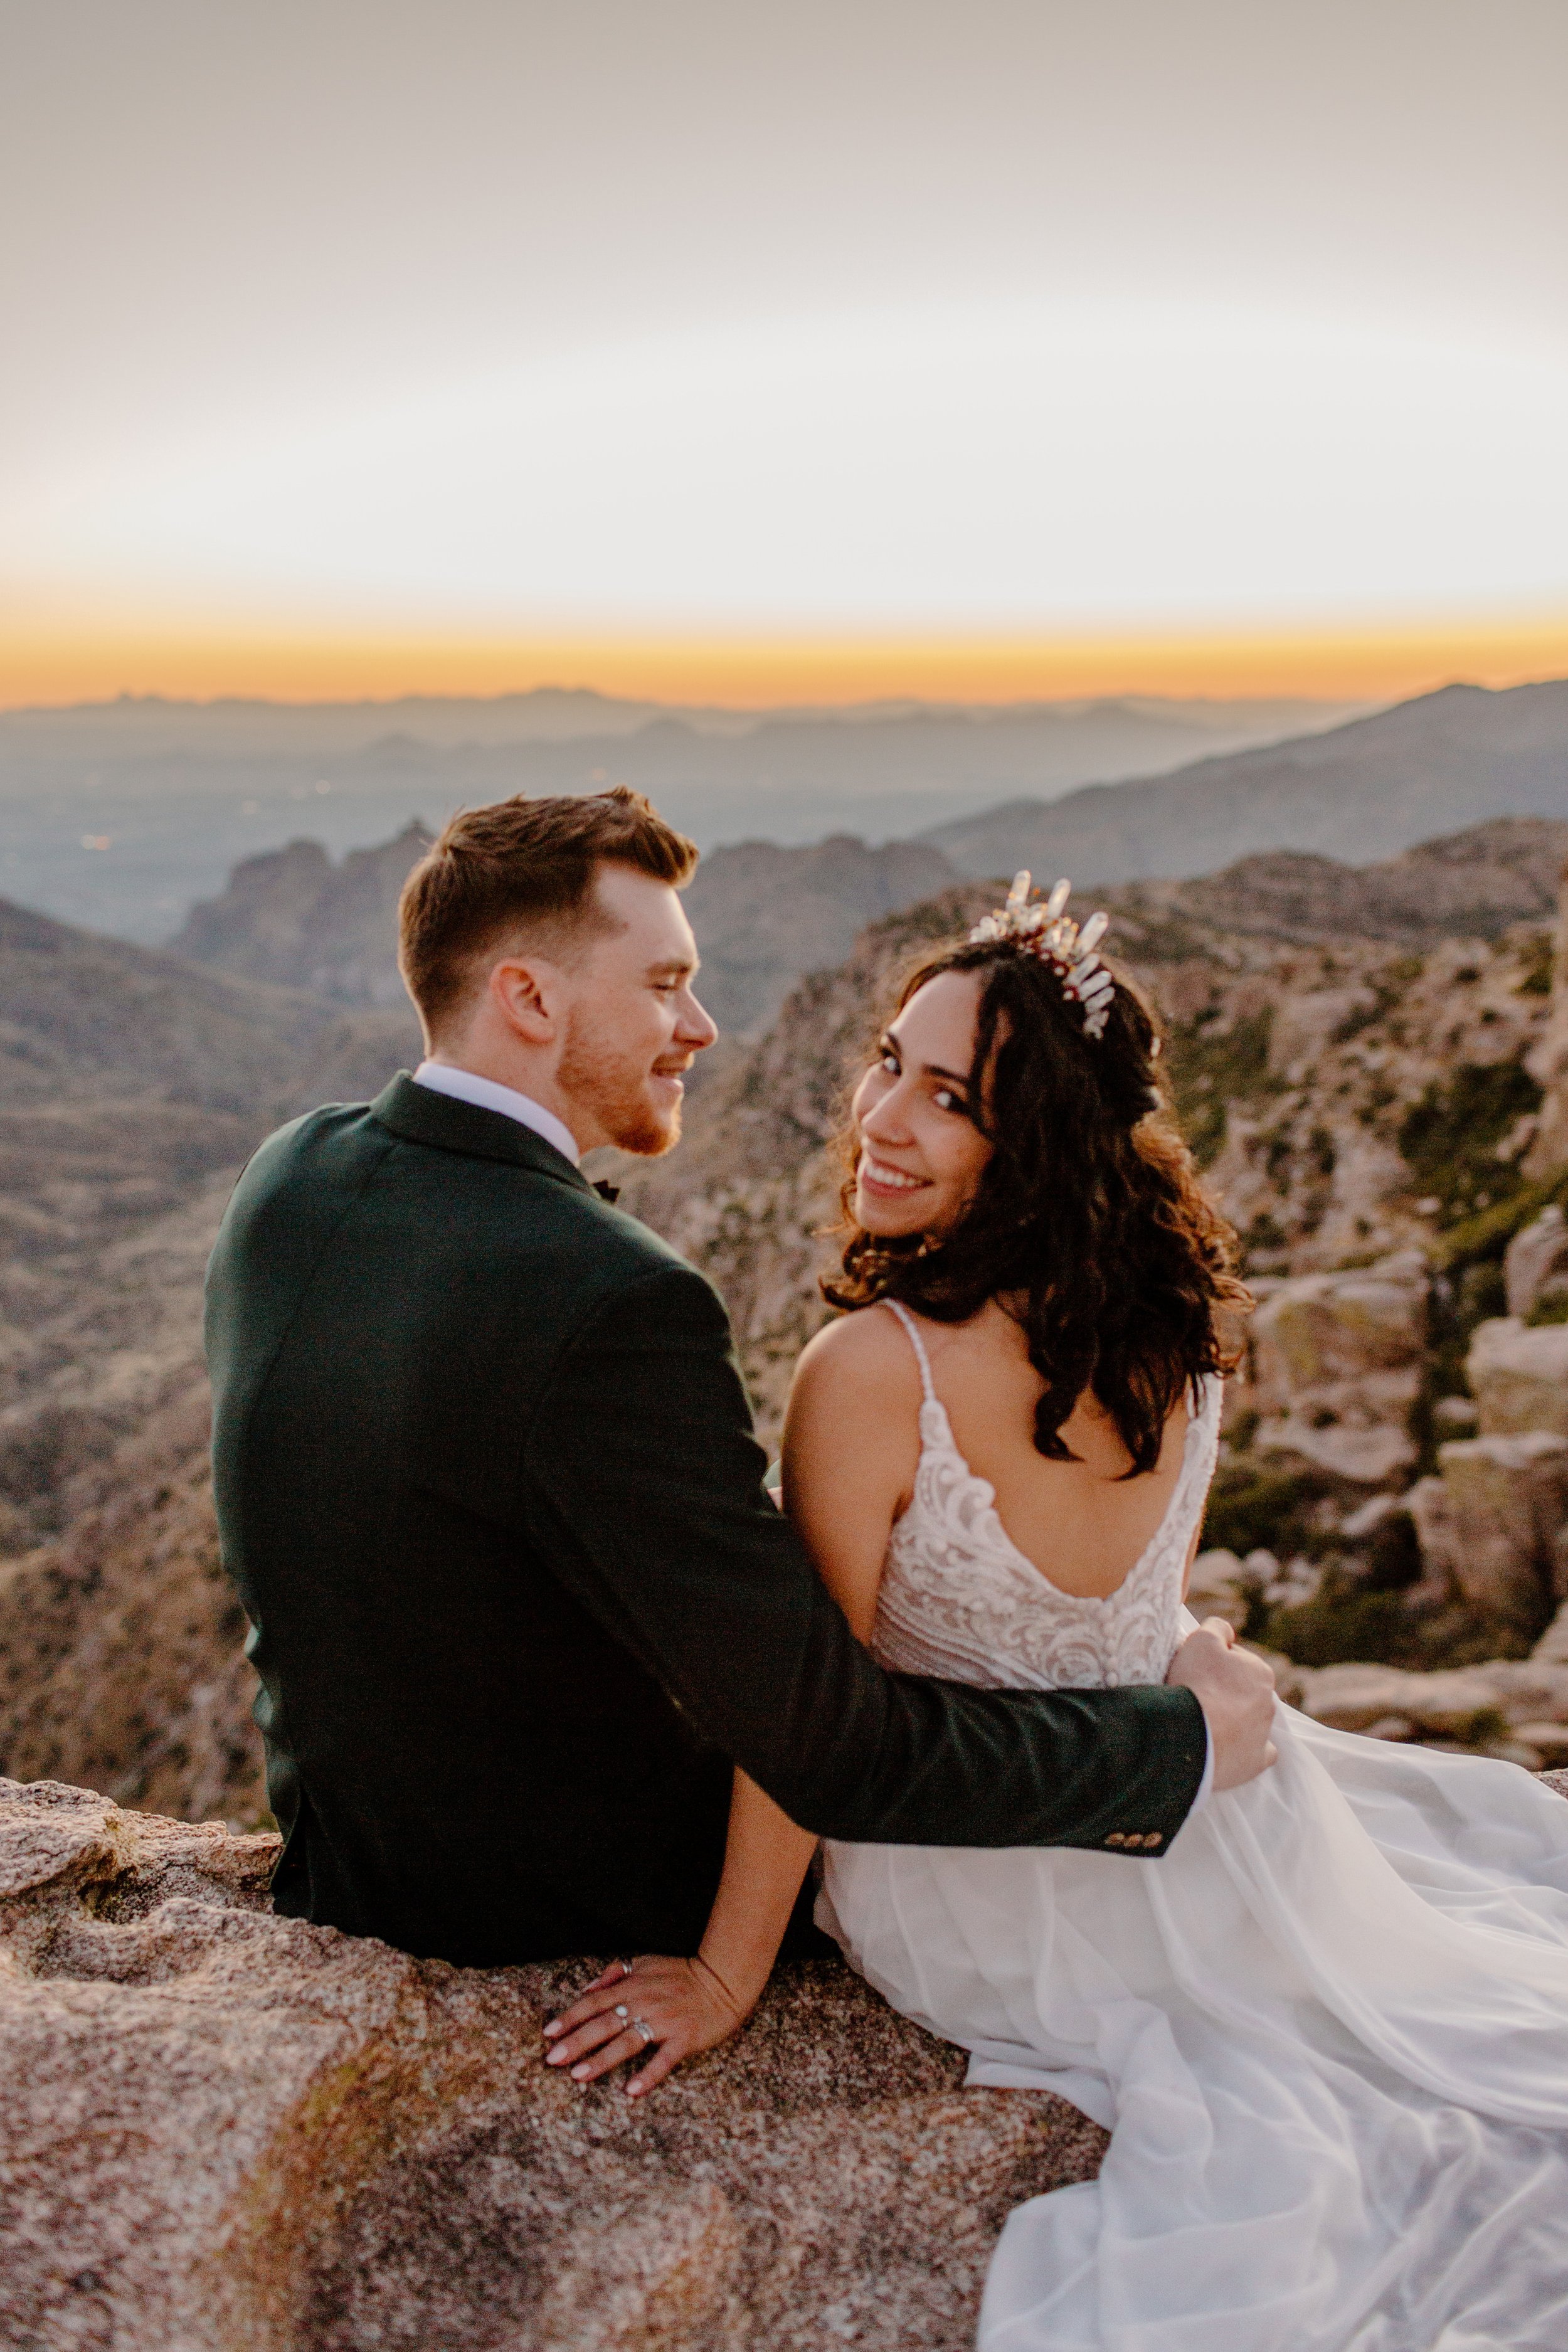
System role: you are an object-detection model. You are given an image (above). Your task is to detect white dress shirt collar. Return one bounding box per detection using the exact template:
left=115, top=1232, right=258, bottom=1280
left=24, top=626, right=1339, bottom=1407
left=411, top=1061, right=581, bottom=1167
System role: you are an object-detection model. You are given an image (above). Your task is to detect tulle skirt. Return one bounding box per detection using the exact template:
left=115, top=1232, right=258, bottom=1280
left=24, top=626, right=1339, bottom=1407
left=820, top=1699, right=1568, bottom=2350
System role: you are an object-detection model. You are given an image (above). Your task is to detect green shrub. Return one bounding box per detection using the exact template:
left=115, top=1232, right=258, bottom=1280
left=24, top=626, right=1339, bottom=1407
left=1244, top=1209, right=1288, bottom=1258
left=1201, top=1459, right=1335, bottom=1562
left=1397, top=1059, right=1542, bottom=1227
left=1433, top=1168, right=1568, bottom=1275
left=1167, top=1007, right=1281, bottom=1170
left=1516, top=933, right=1555, bottom=996
left=1265, top=1576, right=1413, bottom=1668
left=1329, top=957, right=1424, bottom=1046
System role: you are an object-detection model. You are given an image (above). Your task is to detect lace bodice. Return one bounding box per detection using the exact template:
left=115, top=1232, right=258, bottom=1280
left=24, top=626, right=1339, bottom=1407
left=871, top=1301, right=1222, bottom=1693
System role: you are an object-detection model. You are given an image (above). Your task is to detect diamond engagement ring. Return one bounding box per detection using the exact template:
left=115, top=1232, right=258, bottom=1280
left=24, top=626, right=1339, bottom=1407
left=630, top=2018, right=656, bottom=2045
left=613, top=2003, right=629, bottom=2020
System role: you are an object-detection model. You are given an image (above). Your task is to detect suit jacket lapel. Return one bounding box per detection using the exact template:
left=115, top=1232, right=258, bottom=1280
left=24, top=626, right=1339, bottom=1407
left=370, top=1072, right=596, bottom=1197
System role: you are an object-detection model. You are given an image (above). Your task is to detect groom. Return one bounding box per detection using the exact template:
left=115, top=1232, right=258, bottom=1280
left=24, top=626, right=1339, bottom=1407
left=205, top=788, right=1274, bottom=1966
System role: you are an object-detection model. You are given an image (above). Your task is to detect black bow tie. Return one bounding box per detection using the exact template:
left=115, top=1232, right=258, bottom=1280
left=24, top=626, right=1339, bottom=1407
left=592, top=1180, right=620, bottom=1205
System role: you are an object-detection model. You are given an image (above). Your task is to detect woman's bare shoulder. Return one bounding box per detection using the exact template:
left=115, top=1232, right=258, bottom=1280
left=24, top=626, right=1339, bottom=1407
left=787, top=1304, right=923, bottom=1523
left=792, top=1303, right=924, bottom=1404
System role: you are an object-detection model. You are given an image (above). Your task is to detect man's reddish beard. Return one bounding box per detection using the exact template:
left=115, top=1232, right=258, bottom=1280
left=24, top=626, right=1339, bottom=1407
left=558, top=1003, right=684, bottom=1157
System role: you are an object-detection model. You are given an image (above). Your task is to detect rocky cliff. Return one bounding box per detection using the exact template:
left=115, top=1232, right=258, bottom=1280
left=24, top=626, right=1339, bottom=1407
left=171, top=824, right=960, bottom=1038
left=0, top=1777, right=1106, bottom=2351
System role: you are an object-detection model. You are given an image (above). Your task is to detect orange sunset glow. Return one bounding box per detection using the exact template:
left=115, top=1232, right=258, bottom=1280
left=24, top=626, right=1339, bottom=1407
left=5, top=613, right=1567, bottom=715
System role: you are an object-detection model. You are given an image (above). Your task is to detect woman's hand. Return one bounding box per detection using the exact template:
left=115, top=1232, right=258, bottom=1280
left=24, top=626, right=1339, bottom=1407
left=542, top=1953, right=750, bottom=2098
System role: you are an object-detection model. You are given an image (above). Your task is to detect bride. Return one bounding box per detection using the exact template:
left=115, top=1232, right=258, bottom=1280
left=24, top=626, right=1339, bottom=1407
left=545, top=877, right=1568, bottom=2350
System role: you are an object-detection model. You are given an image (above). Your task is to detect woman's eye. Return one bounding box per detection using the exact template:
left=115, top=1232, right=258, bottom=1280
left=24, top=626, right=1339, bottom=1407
left=933, top=1087, right=962, bottom=1113
left=879, top=1051, right=899, bottom=1074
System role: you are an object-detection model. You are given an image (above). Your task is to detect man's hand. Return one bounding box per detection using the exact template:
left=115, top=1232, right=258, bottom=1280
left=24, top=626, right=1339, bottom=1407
left=1166, top=1618, right=1278, bottom=1792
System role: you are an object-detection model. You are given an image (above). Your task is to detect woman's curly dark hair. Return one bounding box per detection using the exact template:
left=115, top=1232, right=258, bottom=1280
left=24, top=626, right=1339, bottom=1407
left=824, top=935, right=1250, bottom=1476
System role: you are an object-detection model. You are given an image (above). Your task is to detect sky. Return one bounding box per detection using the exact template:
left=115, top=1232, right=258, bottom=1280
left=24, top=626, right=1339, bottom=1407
left=3, top=0, right=1567, bottom=708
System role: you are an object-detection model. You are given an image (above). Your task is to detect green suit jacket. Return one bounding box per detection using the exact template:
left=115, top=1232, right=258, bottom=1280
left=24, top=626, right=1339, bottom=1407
left=204, top=1074, right=1207, bottom=1965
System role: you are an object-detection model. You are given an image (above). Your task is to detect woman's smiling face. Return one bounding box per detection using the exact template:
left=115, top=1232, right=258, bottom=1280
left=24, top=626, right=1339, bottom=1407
left=850, top=969, right=997, bottom=1240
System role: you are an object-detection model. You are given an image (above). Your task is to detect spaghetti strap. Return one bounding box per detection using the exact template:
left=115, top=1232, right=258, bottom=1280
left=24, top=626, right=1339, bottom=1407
left=881, top=1299, right=936, bottom=1403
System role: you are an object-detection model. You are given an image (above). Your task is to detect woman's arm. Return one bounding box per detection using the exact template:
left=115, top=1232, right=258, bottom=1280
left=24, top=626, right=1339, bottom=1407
left=543, top=1769, right=817, bottom=2096
left=541, top=1308, right=923, bottom=2095
left=780, top=1307, right=923, bottom=1640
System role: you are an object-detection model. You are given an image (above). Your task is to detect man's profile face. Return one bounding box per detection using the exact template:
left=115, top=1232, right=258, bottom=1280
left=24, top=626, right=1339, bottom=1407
left=556, top=864, right=718, bottom=1154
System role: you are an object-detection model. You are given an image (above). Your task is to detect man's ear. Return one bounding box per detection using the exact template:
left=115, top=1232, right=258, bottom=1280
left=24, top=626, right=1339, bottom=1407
left=487, top=954, right=566, bottom=1045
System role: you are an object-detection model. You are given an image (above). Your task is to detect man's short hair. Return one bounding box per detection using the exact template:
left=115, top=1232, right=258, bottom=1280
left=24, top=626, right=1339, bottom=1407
left=398, top=788, right=698, bottom=1031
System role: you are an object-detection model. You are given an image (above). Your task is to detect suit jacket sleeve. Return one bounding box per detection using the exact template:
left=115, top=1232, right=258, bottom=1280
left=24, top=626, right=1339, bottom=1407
left=522, top=1259, right=1208, bottom=1852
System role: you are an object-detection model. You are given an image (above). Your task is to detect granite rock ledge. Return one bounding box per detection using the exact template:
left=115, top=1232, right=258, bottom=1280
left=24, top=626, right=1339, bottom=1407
left=0, top=1777, right=1108, bottom=2352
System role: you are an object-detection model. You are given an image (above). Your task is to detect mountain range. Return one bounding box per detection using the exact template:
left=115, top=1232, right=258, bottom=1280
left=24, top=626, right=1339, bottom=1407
left=169, top=811, right=1568, bottom=1046
left=0, top=686, right=1361, bottom=759
left=0, top=689, right=1362, bottom=946
left=7, top=675, right=1568, bottom=965
left=926, top=679, right=1568, bottom=883
left=170, top=823, right=962, bottom=1036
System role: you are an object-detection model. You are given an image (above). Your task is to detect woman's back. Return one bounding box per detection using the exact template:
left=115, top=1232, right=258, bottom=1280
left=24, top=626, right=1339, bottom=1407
left=898, top=1299, right=1192, bottom=1602
left=858, top=1300, right=1222, bottom=1694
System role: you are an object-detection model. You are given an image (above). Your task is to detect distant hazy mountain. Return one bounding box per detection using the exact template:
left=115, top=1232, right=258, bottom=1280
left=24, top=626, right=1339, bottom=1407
left=0, top=690, right=1364, bottom=946
left=171, top=820, right=436, bottom=1010
left=171, top=825, right=961, bottom=1037
left=925, top=679, right=1568, bottom=884
left=0, top=686, right=1362, bottom=759
left=680, top=835, right=959, bottom=1031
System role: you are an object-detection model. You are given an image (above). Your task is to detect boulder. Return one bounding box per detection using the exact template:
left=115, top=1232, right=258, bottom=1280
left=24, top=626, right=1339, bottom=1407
left=0, top=1779, right=1105, bottom=2352
left=1509, top=1724, right=1568, bottom=1767
left=1505, top=1205, right=1568, bottom=1320
left=1291, top=1656, right=1568, bottom=1743
left=1249, top=1258, right=1428, bottom=1409
left=1296, top=1665, right=1505, bottom=1743
left=1185, top=1551, right=1319, bottom=1636
left=1426, top=1434, right=1568, bottom=1638
left=1294, top=1663, right=1431, bottom=1734
left=1534, top=1599, right=1568, bottom=1663
left=1246, top=1255, right=1428, bottom=1488
left=1461, top=1658, right=1568, bottom=1723
left=1466, top=1318, right=1568, bottom=1440
left=1255, top=1414, right=1416, bottom=1486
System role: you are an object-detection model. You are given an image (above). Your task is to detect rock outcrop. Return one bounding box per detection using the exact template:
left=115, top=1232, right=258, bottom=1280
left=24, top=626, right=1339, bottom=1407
left=1408, top=1434, right=1568, bottom=1640
left=1524, top=854, right=1568, bottom=1177
left=171, top=825, right=962, bottom=1041
left=1503, top=1204, right=1568, bottom=1320
left=1466, top=1318, right=1568, bottom=1439
left=170, top=823, right=436, bottom=1010
left=0, top=1779, right=1106, bottom=2352
left=1244, top=1253, right=1428, bottom=1485
left=1287, top=1656, right=1568, bottom=1765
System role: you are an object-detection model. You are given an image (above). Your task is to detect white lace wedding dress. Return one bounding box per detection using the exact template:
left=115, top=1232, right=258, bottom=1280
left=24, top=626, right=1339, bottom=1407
left=817, top=1302, right=1568, bottom=2351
